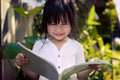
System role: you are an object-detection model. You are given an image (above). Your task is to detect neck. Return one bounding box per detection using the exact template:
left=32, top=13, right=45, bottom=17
left=49, top=37, right=69, bottom=51
left=50, top=37, right=68, bottom=44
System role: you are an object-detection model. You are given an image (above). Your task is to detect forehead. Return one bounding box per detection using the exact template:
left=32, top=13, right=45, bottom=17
left=48, top=13, right=69, bottom=24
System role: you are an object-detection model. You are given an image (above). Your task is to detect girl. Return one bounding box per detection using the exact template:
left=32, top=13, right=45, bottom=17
left=15, top=0, right=100, bottom=80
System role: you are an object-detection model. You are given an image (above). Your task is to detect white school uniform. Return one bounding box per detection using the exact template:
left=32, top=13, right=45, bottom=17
left=32, top=38, right=85, bottom=80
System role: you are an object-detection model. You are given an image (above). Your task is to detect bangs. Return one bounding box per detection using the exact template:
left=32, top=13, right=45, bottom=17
left=44, top=0, right=70, bottom=24
left=41, top=0, right=80, bottom=39
left=48, top=13, right=68, bottom=24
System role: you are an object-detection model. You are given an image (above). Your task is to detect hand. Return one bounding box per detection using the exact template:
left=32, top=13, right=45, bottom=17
left=15, top=53, right=29, bottom=67
left=89, top=64, right=101, bottom=71
left=89, top=57, right=102, bottom=71
left=90, top=57, right=100, bottom=62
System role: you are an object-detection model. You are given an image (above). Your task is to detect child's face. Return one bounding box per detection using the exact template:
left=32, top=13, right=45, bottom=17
left=47, top=20, right=71, bottom=41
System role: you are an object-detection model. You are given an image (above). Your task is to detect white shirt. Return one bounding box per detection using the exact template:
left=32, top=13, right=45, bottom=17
left=32, top=38, right=85, bottom=80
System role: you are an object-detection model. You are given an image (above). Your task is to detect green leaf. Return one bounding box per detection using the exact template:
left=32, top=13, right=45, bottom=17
left=24, top=35, right=40, bottom=44
left=88, top=5, right=95, bottom=22
left=87, top=5, right=100, bottom=26
left=27, top=6, right=43, bottom=17
left=12, top=6, right=26, bottom=17
left=3, top=43, right=20, bottom=59
left=12, top=6, right=43, bottom=17
left=98, top=37, right=104, bottom=49
left=87, top=21, right=100, bottom=25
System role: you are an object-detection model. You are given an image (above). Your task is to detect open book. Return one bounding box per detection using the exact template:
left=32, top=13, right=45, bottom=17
left=17, top=42, right=111, bottom=80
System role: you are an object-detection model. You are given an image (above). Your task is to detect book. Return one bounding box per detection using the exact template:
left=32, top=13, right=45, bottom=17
left=17, top=42, right=111, bottom=80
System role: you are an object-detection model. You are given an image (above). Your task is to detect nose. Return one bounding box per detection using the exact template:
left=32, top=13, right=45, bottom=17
left=55, top=24, right=63, bottom=33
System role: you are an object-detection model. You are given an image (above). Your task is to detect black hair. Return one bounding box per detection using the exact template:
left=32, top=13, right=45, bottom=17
left=40, top=0, right=80, bottom=40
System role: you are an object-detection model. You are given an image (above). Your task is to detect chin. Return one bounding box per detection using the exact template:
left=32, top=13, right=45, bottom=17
left=56, top=37, right=67, bottom=41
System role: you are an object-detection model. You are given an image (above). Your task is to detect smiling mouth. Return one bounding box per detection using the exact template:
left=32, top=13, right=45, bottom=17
left=55, top=33, right=64, bottom=36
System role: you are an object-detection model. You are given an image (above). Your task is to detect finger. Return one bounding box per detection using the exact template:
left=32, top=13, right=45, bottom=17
left=16, top=53, right=30, bottom=66
left=95, top=65, right=102, bottom=70
left=89, top=64, right=100, bottom=70
left=19, top=53, right=25, bottom=58
left=15, top=59, right=22, bottom=66
left=18, top=53, right=26, bottom=61
left=16, top=53, right=23, bottom=60
left=19, top=54, right=29, bottom=62
left=15, top=53, right=24, bottom=65
left=16, top=59, right=28, bottom=67
left=15, top=55, right=21, bottom=65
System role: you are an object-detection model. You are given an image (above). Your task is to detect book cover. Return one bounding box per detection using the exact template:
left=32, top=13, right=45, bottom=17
left=17, top=42, right=111, bottom=80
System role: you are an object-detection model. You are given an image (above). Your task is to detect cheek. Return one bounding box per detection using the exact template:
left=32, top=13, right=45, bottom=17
left=66, top=27, right=71, bottom=34
left=47, top=27, right=54, bottom=34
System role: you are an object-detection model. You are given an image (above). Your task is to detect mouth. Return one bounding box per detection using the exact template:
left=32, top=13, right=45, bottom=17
left=55, top=33, right=64, bottom=36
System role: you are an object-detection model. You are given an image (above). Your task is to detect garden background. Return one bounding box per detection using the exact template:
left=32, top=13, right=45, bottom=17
left=0, top=0, right=120, bottom=80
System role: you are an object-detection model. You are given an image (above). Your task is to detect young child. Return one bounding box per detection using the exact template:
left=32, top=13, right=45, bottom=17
left=15, top=0, right=101, bottom=80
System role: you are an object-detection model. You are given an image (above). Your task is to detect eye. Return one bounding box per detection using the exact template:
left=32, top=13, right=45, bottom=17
left=50, top=22, right=57, bottom=25
left=62, top=23, right=67, bottom=25
left=61, top=20, right=68, bottom=25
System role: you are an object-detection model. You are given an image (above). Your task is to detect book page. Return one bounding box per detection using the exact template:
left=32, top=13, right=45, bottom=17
left=17, top=42, right=58, bottom=80
left=61, top=61, right=111, bottom=80
left=17, top=42, right=111, bottom=80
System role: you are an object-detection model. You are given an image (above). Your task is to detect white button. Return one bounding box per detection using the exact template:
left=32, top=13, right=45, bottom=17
left=58, top=66, right=60, bottom=69
left=58, top=55, right=60, bottom=57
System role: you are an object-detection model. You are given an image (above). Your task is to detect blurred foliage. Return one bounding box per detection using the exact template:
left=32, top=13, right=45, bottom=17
left=2, top=0, right=120, bottom=80
left=76, top=0, right=120, bottom=80
left=3, top=43, right=20, bottom=59
left=102, top=1, right=118, bottom=32
left=96, top=0, right=118, bottom=42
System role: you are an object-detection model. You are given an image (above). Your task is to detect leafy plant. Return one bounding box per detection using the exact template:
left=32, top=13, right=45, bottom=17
left=77, top=4, right=120, bottom=80
left=3, top=0, right=120, bottom=80
left=3, top=1, right=43, bottom=79
left=4, top=1, right=43, bottom=58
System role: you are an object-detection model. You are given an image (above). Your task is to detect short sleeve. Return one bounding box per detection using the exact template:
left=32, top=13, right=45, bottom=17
left=75, top=44, right=85, bottom=64
left=32, top=40, right=43, bottom=53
